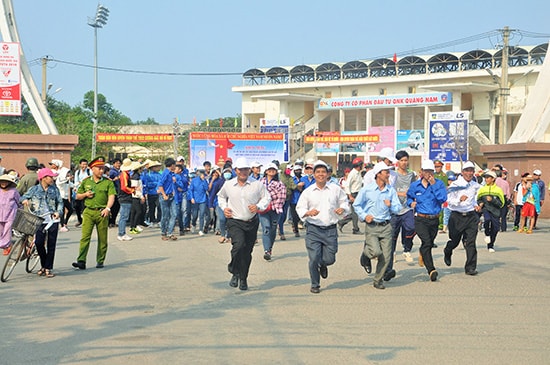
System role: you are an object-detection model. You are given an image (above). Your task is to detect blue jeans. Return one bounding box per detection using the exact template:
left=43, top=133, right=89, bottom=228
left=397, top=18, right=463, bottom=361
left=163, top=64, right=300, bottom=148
left=215, top=205, right=227, bottom=237
left=277, top=201, right=290, bottom=235
left=177, top=193, right=188, bottom=231
left=159, top=196, right=177, bottom=236
left=191, top=202, right=207, bottom=231
left=260, top=210, right=279, bottom=252
left=118, top=202, right=131, bottom=237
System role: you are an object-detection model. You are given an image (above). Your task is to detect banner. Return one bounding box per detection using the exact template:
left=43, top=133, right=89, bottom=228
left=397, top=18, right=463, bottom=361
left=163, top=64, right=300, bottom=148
left=0, top=42, right=21, bottom=116
left=189, top=132, right=285, bottom=170
left=304, top=133, right=379, bottom=144
left=428, top=111, right=469, bottom=162
left=368, top=126, right=395, bottom=153
left=396, top=129, right=425, bottom=156
left=260, top=118, right=290, bottom=161
left=96, top=133, right=174, bottom=142
left=318, top=92, right=452, bottom=110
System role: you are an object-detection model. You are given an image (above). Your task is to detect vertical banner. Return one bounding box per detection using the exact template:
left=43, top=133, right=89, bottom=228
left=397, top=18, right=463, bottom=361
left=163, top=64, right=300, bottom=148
left=259, top=117, right=290, bottom=161
left=0, top=42, right=21, bottom=116
left=429, top=111, right=469, bottom=162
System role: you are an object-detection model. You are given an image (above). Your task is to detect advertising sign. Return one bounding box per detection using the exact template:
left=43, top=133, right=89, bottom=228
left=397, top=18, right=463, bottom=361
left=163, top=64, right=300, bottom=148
left=396, top=129, right=425, bottom=156
left=368, top=126, right=395, bottom=153
left=318, top=92, right=452, bottom=110
left=259, top=117, right=289, bottom=161
left=428, top=111, right=469, bottom=162
left=0, top=42, right=21, bottom=116
left=189, top=132, right=285, bottom=170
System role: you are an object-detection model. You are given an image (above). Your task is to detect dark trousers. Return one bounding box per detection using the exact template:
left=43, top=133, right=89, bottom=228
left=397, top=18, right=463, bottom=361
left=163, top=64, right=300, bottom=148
left=74, top=199, right=84, bottom=224
left=61, top=199, right=73, bottom=227
left=226, top=216, right=259, bottom=280
left=130, top=198, right=143, bottom=228
left=109, top=196, right=120, bottom=226
left=289, top=203, right=300, bottom=233
left=305, top=223, right=338, bottom=288
left=415, top=216, right=439, bottom=273
left=514, top=205, right=523, bottom=227
left=444, top=211, right=479, bottom=273
left=499, top=204, right=508, bottom=232
left=35, top=222, right=59, bottom=270
left=277, top=200, right=290, bottom=235
left=147, top=195, right=160, bottom=223
left=483, top=211, right=500, bottom=248
left=385, top=210, right=416, bottom=273
left=338, top=192, right=359, bottom=232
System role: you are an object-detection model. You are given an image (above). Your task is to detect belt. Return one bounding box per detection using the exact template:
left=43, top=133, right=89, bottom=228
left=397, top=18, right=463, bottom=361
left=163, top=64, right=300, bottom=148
left=86, top=207, right=105, bottom=211
left=452, top=210, right=477, bottom=217
left=367, top=220, right=391, bottom=226
left=416, top=213, right=440, bottom=219
left=310, top=223, right=337, bottom=230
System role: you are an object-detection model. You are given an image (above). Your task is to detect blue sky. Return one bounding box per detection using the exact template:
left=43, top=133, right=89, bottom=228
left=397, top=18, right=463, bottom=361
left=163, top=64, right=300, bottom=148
left=5, top=0, right=550, bottom=125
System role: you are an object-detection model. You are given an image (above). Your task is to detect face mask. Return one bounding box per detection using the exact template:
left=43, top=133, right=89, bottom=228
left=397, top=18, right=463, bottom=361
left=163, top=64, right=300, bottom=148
left=223, top=172, right=232, bottom=180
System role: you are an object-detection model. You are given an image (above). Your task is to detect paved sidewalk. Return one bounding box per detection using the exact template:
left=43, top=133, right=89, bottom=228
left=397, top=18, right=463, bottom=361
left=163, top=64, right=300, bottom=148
left=1, top=219, right=549, bottom=364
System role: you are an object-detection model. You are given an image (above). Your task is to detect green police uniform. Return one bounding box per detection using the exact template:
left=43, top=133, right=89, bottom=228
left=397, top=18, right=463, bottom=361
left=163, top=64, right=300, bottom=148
left=75, top=162, right=116, bottom=266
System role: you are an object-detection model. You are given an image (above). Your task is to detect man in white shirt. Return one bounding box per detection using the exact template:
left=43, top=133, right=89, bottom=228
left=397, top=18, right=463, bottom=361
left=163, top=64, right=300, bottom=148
left=296, top=160, right=349, bottom=294
left=217, top=157, right=270, bottom=291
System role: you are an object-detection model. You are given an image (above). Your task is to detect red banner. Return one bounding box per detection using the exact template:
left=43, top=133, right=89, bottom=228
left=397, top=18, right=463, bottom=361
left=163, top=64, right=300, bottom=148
left=96, top=133, right=174, bottom=143
left=304, top=134, right=379, bottom=144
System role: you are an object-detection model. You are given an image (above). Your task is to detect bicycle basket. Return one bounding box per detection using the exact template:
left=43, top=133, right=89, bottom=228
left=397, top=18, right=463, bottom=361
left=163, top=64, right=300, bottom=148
left=12, top=209, right=45, bottom=235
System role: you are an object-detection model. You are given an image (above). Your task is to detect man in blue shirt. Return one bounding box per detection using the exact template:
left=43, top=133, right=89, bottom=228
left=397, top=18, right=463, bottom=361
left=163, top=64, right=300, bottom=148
left=157, top=158, right=178, bottom=240
left=407, top=160, right=447, bottom=282
left=353, top=162, right=401, bottom=289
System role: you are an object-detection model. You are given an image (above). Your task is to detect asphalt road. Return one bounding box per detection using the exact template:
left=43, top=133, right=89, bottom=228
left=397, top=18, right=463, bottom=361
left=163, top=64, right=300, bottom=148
left=1, top=218, right=549, bottom=364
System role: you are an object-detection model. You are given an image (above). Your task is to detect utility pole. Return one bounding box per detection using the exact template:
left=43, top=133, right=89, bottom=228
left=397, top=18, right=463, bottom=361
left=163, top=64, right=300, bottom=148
left=41, top=57, right=48, bottom=104
left=500, top=26, right=510, bottom=143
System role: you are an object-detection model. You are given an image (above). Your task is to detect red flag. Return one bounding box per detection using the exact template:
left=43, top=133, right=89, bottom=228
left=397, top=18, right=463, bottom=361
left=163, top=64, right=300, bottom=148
left=219, top=118, right=223, bottom=128
left=393, top=53, right=397, bottom=63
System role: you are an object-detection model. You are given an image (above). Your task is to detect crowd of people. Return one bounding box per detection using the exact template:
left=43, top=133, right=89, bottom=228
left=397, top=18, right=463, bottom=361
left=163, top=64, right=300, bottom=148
left=0, top=152, right=546, bottom=293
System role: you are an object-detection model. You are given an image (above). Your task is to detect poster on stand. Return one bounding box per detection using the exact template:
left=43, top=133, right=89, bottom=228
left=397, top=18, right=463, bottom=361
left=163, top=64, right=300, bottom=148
left=428, top=111, right=469, bottom=162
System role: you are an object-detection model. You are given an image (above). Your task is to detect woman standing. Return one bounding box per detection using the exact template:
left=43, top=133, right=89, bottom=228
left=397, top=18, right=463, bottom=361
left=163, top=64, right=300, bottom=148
left=129, top=162, right=146, bottom=234
left=259, top=163, right=287, bottom=261
left=20, top=168, right=63, bottom=277
left=0, top=174, right=20, bottom=255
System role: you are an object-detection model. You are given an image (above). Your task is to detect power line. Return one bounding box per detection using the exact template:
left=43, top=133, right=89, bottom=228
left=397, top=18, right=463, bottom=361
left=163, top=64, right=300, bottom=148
left=49, top=58, right=242, bottom=76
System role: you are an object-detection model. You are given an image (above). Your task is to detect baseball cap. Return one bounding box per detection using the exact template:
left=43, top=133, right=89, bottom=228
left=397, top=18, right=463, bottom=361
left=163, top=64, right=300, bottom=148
left=264, top=163, right=278, bottom=171
left=38, top=168, right=58, bottom=180
left=462, top=161, right=475, bottom=170
left=313, top=160, right=328, bottom=171
left=533, top=169, right=542, bottom=176
left=251, top=161, right=262, bottom=168
left=233, top=157, right=250, bottom=169
left=483, top=170, right=497, bottom=179
left=379, top=147, right=397, bottom=163
left=421, top=160, right=435, bottom=171
left=176, top=156, right=185, bottom=162
left=372, top=161, right=390, bottom=176
left=49, top=159, right=63, bottom=168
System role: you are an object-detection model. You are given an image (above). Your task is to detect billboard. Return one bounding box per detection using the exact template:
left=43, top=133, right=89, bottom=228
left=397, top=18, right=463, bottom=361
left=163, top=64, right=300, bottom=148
left=0, top=42, right=21, bottom=116
left=189, top=132, right=285, bottom=170
left=428, top=111, right=469, bottom=162
left=259, top=117, right=290, bottom=161
left=396, top=129, right=425, bottom=156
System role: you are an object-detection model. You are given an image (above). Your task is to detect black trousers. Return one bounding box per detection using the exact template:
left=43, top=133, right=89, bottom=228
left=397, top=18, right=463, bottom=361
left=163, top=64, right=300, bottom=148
left=226, top=216, right=259, bottom=280
left=109, top=196, right=120, bottom=225
left=415, top=216, right=439, bottom=273
left=444, top=211, right=479, bottom=273
left=61, top=198, right=73, bottom=227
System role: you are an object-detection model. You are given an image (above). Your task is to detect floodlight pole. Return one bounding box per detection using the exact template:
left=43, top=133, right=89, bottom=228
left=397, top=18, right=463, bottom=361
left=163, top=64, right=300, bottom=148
left=88, top=4, right=109, bottom=159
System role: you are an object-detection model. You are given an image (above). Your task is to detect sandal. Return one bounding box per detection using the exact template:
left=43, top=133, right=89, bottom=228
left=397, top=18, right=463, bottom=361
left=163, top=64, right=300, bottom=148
left=169, top=235, right=178, bottom=241
left=44, top=270, right=55, bottom=278
left=37, top=268, right=46, bottom=276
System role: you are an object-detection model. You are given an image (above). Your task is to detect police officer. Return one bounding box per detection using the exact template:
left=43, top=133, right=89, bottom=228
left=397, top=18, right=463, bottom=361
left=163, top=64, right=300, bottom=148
left=72, top=157, right=116, bottom=270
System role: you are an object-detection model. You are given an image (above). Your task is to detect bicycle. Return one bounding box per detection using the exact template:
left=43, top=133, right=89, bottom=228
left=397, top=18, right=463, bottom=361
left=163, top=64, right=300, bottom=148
left=1, top=209, right=44, bottom=282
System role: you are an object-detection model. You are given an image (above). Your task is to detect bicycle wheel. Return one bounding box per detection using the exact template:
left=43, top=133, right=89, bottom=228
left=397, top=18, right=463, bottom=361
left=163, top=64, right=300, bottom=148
left=1, top=236, right=25, bottom=282
left=25, top=241, right=40, bottom=273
